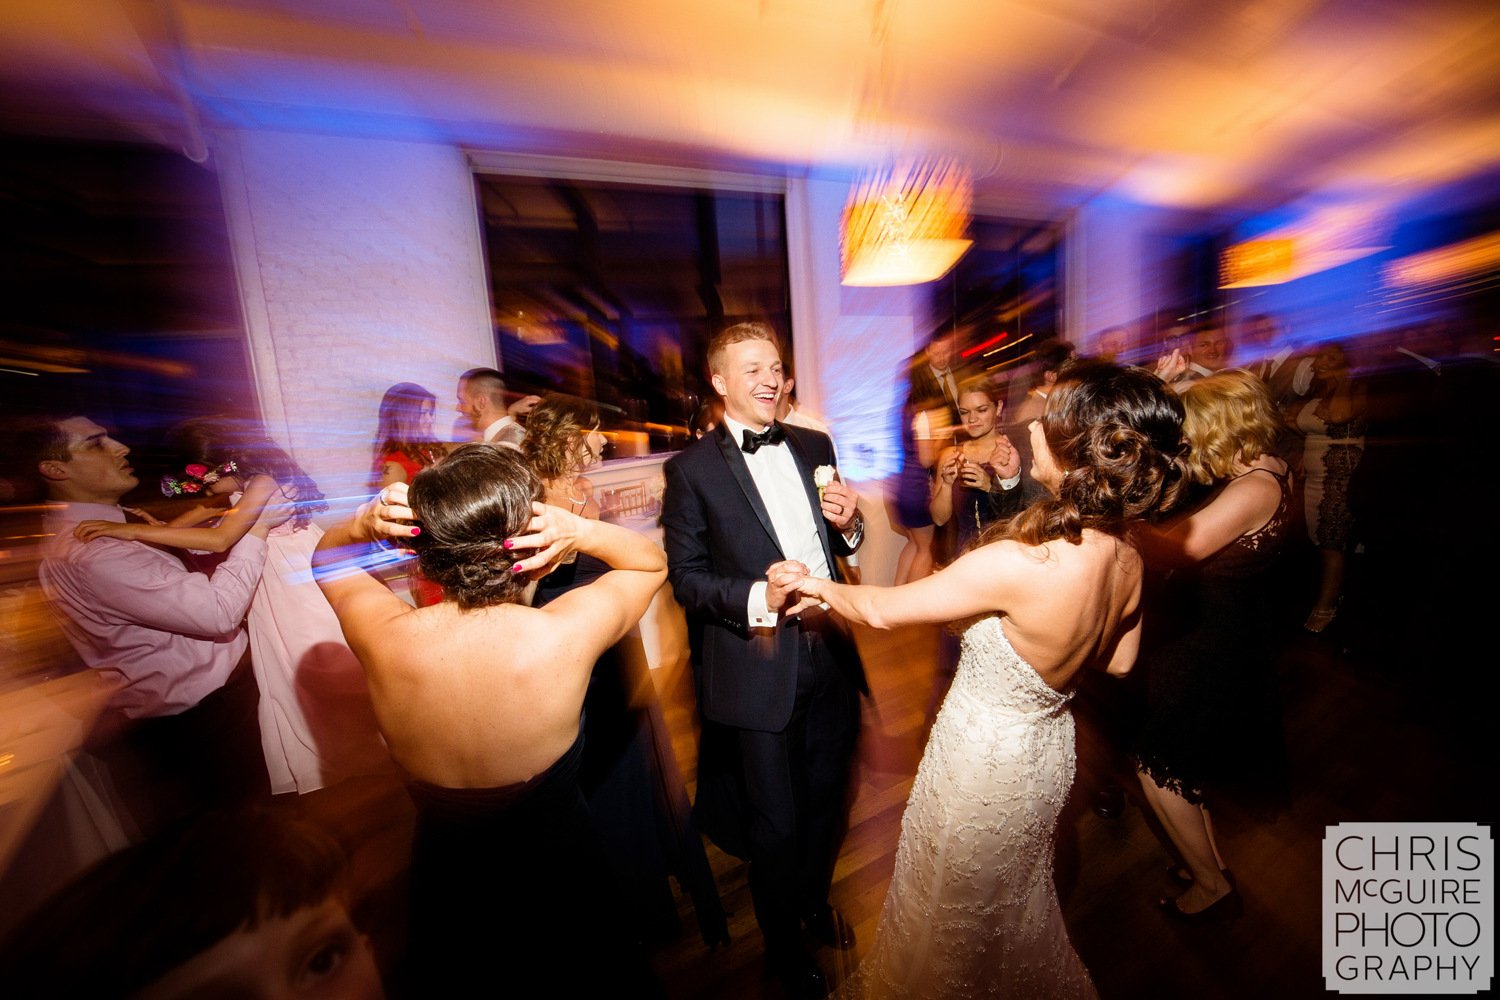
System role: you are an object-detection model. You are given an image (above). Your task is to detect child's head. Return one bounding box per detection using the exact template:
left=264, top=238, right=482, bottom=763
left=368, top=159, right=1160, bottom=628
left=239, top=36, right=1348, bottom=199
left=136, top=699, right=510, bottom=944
left=165, top=417, right=328, bottom=528
left=0, top=806, right=384, bottom=998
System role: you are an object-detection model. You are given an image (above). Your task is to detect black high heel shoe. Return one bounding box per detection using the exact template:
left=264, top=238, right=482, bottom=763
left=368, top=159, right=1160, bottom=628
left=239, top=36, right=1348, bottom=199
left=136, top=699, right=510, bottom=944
left=1158, top=887, right=1242, bottom=922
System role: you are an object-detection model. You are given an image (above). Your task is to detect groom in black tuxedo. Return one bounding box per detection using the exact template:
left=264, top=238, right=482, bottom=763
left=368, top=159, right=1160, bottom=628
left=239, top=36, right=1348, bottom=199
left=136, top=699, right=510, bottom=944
left=662, top=322, right=865, bottom=998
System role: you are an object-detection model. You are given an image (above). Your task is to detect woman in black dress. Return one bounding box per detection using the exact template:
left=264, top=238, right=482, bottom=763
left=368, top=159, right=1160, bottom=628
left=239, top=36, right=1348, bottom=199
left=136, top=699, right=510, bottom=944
left=522, top=393, right=728, bottom=948
left=1135, top=369, right=1292, bottom=918
left=313, top=445, right=666, bottom=993
left=929, top=376, right=1016, bottom=558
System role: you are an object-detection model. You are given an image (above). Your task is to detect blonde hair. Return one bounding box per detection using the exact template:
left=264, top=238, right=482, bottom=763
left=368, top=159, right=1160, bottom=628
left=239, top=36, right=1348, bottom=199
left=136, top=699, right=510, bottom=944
left=521, top=393, right=601, bottom=482
left=1180, top=369, right=1282, bottom=484
left=707, top=322, right=780, bottom=377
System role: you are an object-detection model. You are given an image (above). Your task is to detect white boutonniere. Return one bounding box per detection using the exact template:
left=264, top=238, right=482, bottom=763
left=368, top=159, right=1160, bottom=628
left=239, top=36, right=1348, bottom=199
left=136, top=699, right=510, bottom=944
left=813, top=464, right=837, bottom=500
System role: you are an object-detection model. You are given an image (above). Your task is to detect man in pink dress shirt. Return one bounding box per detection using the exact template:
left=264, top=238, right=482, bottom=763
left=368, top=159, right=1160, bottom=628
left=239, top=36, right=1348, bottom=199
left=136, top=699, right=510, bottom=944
left=24, top=415, right=284, bottom=835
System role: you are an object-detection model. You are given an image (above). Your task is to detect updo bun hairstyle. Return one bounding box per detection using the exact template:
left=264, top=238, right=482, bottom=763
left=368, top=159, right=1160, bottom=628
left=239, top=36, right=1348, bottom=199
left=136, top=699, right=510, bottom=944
left=995, top=359, right=1190, bottom=547
left=406, top=444, right=544, bottom=610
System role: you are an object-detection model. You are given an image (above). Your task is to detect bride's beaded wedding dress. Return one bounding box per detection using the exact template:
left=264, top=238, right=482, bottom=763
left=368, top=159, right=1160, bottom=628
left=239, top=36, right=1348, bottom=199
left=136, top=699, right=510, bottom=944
left=846, top=615, right=1096, bottom=999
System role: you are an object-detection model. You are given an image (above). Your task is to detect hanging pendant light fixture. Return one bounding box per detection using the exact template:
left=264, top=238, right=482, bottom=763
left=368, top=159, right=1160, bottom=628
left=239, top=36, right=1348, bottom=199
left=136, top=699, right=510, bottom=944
left=839, top=1, right=972, bottom=287
left=840, top=156, right=973, bottom=286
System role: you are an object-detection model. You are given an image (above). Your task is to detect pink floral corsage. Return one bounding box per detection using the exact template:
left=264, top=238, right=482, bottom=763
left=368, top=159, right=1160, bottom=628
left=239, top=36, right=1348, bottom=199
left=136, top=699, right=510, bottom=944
left=160, top=460, right=238, bottom=498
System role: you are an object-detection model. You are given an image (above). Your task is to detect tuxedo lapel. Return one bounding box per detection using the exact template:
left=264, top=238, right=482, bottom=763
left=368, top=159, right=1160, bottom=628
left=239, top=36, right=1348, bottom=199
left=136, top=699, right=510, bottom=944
left=783, top=427, right=837, bottom=570
left=712, top=423, right=783, bottom=556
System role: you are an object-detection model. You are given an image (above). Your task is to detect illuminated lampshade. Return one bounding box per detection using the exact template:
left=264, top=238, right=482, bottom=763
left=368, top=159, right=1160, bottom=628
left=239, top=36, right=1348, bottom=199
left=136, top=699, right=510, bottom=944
left=1219, top=205, right=1391, bottom=288
left=840, top=158, right=973, bottom=287
left=1219, top=239, right=1297, bottom=288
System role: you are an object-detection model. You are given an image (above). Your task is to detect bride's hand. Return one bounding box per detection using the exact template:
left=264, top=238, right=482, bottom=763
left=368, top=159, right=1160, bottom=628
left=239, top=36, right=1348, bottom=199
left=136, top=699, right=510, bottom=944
left=351, top=482, right=420, bottom=544
left=504, top=502, right=588, bottom=576
left=781, top=573, right=831, bottom=618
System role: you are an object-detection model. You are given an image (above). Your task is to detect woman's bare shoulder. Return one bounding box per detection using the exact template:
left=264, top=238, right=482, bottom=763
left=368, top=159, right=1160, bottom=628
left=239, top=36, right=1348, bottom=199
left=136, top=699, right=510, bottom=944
left=376, top=602, right=562, bottom=671
left=1037, top=531, right=1142, bottom=590
left=1222, top=459, right=1287, bottom=506
left=1074, top=527, right=1140, bottom=561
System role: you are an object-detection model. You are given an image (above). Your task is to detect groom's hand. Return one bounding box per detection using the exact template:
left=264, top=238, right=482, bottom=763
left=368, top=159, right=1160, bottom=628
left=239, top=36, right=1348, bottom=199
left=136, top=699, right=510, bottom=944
left=765, top=560, right=810, bottom=613
left=821, top=479, right=860, bottom=531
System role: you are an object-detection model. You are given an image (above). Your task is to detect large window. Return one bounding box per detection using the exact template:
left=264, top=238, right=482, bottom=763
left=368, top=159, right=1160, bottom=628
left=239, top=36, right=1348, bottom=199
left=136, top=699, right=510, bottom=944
left=474, top=170, right=791, bottom=454
left=933, top=216, right=1063, bottom=376
left=0, top=135, right=253, bottom=504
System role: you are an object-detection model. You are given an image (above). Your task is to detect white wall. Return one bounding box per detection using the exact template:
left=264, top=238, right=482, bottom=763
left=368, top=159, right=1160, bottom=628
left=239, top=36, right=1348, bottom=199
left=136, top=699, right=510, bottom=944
left=787, top=174, right=931, bottom=586
left=216, top=129, right=495, bottom=506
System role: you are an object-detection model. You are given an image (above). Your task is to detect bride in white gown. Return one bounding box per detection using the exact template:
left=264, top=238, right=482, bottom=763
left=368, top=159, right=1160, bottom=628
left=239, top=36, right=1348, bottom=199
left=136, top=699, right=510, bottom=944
left=787, top=361, right=1189, bottom=999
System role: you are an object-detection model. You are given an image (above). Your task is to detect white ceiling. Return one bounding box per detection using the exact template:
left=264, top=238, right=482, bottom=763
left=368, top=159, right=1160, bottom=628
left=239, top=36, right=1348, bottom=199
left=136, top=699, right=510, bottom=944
left=3, top=0, right=1498, bottom=221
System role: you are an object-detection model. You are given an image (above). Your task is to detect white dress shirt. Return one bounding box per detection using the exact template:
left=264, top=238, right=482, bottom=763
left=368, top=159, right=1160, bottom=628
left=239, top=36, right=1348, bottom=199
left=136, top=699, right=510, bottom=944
left=40, top=503, right=267, bottom=719
left=782, top=405, right=860, bottom=568
left=1260, top=346, right=1316, bottom=397
left=722, top=415, right=833, bottom=628
left=481, top=415, right=524, bottom=450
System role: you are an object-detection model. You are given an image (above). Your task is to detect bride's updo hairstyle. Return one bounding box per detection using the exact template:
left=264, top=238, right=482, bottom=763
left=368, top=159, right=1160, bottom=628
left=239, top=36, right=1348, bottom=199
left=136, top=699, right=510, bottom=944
left=407, top=444, right=543, bottom=610
left=1001, top=359, right=1189, bottom=546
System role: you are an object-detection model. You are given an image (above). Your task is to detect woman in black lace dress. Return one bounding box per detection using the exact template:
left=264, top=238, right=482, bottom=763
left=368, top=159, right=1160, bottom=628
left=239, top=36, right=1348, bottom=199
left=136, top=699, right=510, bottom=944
left=1294, top=341, right=1367, bottom=632
left=1134, top=369, right=1293, bottom=918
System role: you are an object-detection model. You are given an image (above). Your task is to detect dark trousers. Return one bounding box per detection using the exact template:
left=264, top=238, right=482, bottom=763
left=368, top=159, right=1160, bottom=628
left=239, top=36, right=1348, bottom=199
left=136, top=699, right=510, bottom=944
left=94, top=659, right=270, bottom=839
left=734, top=624, right=860, bottom=955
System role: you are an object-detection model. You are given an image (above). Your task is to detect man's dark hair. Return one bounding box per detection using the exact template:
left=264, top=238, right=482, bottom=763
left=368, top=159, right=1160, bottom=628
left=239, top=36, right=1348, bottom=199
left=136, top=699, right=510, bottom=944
left=1035, top=339, right=1076, bottom=375
left=7, top=415, right=76, bottom=500
left=460, top=367, right=507, bottom=407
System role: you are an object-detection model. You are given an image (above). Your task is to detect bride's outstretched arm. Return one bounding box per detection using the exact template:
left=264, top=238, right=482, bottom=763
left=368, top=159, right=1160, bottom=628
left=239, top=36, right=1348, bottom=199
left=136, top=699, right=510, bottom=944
left=786, top=540, right=1037, bottom=630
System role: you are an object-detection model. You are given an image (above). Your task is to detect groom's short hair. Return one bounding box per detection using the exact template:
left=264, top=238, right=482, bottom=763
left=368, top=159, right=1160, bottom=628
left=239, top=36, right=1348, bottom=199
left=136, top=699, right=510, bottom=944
left=708, top=322, right=781, bottom=377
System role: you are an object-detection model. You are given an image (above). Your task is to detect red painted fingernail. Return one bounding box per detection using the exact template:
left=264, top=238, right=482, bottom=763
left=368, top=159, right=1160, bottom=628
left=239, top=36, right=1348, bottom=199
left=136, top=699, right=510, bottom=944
left=511, top=563, right=523, bottom=573
left=502, top=539, right=514, bottom=549
left=410, top=527, right=421, bottom=536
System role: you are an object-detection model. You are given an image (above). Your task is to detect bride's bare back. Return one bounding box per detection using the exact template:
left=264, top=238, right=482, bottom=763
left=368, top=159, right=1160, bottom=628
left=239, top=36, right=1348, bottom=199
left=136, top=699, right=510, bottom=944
left=985, top=531, right=1144, bottom=688
left=800, top=528, right=1143, bottom=691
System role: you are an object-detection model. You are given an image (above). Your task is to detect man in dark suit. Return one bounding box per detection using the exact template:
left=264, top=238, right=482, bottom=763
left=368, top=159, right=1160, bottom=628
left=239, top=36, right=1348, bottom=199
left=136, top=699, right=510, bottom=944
left=906, top=325, right=965, bottom=422
left=661, top=322, right=865, bottom=997
left=1241, top=312, right=1313, bottom=410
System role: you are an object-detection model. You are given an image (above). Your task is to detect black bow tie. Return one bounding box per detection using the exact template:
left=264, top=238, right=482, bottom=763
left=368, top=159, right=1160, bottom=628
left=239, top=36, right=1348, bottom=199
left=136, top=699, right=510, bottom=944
left=741, top=424, right=785, bottom=454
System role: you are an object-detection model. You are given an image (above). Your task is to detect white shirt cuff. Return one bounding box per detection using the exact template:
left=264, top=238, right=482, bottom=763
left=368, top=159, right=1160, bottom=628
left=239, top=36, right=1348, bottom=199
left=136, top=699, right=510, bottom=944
left=997, top=472, right=1022, bottom=491
left=747, top=580, right=778, bottom=628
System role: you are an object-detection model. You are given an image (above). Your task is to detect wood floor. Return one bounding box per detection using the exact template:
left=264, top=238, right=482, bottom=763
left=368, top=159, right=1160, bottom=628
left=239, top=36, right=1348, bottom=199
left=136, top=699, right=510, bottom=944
left=639, top=604, right=1493, bottom=998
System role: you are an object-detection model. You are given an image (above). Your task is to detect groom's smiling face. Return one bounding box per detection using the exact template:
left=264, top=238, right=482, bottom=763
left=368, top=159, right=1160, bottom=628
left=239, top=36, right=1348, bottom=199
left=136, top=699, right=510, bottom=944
left=712, top=338, right=784, bottom=430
